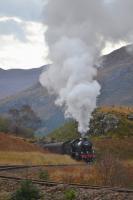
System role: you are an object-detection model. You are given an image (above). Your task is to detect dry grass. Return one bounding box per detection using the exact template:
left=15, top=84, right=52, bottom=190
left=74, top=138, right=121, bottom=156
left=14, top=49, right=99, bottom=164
left=92, top=137, right=133, bottom=160
left=0, top=151, right=77, bottom=165
left=49, top=166, right=96, bottom=185
left=100, top=106, right=133, bottom=115
left=0, top=132, right=43, bottom=152
left=0, top=192, right=10, bottom=200
left=40, top=137, right=133, bottom=188
left=43, top=154, right=133, bottom=188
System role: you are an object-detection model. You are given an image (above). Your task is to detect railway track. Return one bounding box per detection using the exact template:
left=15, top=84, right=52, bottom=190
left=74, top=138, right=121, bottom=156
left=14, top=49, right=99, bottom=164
left=0, top=175, right=133, bottom=194
left=0, top=164, right=85, bottom=171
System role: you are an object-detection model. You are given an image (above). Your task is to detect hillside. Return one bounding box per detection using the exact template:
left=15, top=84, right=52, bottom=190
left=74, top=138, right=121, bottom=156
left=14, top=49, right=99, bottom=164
left=98, top=45, right=133, bottom=105
left=0, top=45, right=133, bottom=136
left=0, top=83, right=65, bottom=135
left=0, top=132, right=42, bottom=152
left=0, top=66, right=44, bottom=100
left=48, top=106, right=133, bottom=142
left=0, top=132, right=77, bottom=166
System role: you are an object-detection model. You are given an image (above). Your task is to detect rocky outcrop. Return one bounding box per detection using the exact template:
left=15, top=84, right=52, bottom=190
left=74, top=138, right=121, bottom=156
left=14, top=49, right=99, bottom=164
left=89, top=112, right=119, bottom=135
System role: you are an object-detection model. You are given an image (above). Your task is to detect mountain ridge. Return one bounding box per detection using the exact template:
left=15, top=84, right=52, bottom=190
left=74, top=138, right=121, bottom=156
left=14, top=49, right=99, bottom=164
left=0, top=66, right=45, bottom=100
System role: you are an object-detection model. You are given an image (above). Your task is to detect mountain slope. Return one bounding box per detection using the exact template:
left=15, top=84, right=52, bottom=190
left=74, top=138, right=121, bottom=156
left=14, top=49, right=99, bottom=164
left=98, top=45, right=133, bottom=105
left=0, top=66, right=44, bottom=99
left=0, top=132, right=42, bottom=152
left=0, top=83, right=65, bottom=135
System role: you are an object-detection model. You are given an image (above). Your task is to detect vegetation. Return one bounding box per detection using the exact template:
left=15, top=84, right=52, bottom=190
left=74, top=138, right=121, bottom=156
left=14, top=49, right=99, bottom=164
left=99, top=106, right=133, bottom=114
left=0, top=116, right=12, bottom=133
left=0, top=104, right=41, bottom=138
left=93, top=106, right=133, bottom=137
left=10, top=180, right=41, bottom=200
left=93, top=153, right=130, bottom=187
left=0, top=132, right=42, bottom=152
left=47, top=121, right=80, bottom=142
left=8, top=104, right=41, bottom=138
left=92, top=137, right=133, bottom=160
left=48, top=106, right=133, bottom=142
left=9, top=105, right=41, bottom=131
left=0, top=152, right=77, bottom=165
left=41, top=153, right=133, bottom=188
left=0, top=192, right=10, bottom=200
left=38, top=169, right=49, bottom=180
left=64, top=188, right=76, bottom=200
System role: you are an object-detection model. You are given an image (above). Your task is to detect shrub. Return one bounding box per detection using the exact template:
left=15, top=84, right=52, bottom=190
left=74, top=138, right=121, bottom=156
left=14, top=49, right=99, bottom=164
left=64, top=188, right=76, bottom=200
left=0, top=116, right=11, bottom=132
left=39, top=170, right=49, bottom=180
left=94, top=153, right=130, bottom=187
left=10, top=180, right=41, bottom=200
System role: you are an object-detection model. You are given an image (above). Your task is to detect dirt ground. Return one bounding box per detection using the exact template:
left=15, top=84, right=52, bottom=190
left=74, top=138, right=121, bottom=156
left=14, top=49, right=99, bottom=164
left=0, top=179, right=133, bottom=200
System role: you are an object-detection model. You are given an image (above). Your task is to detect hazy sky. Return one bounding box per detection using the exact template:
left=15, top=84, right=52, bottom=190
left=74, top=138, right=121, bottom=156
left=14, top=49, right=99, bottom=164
left=0, top=0, right=125, bottom=69
left=0, top=0, right=49, bottom=69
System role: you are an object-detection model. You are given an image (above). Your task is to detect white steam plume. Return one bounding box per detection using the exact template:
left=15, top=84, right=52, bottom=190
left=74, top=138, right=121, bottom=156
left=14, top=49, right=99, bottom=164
left=40, top=0, right=133, bottom=135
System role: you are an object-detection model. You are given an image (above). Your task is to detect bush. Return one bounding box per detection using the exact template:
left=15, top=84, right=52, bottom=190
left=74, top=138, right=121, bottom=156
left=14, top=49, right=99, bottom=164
left=64, top=188, right=76, bottom=200
left=94, top=153, right=130, bottom=187
left=10, top=180, right=41, bottom=200
left=0, top=117, right=10, bottom=133
left=39, top=170, right=49, bottom=181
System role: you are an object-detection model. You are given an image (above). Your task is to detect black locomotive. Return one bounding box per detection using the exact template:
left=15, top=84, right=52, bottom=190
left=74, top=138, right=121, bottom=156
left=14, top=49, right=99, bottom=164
left=42, top=138, right=95, bottom=163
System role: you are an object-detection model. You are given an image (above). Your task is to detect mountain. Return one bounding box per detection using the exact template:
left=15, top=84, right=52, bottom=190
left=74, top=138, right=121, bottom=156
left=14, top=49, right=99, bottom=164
left=0, top=45, right=132, bottom=136
left=0, top=66, right=44, bottom=99
left=98, top=45, right=133, bottom=105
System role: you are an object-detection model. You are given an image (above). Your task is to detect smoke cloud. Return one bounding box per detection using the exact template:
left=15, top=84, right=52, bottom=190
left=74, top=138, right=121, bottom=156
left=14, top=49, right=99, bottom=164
left=40, top=0, right=133, bottom=135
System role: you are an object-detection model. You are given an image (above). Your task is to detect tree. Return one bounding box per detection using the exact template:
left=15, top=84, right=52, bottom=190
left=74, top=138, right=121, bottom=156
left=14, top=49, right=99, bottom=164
left=8, top=105, right=41, bottom=138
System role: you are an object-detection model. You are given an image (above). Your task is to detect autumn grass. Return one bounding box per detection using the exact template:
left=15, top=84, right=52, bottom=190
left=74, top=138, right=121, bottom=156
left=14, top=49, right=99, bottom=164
left=47, top=166, right=90, bottom=184
left=0, top=192, right=10, bottom=200
left=0, top=151, right=77, bottom=165
left=92, top=137, right=133, bottom=160
left=99, top=106, right=133, bottom=115
left=42, top=155, right=133, bottom=188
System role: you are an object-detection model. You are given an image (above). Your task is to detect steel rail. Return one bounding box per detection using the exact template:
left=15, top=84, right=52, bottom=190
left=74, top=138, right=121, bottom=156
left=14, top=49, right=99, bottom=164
left=0, top=175, right=133, bottom=194
left=0, top=164, right=85, bottom=171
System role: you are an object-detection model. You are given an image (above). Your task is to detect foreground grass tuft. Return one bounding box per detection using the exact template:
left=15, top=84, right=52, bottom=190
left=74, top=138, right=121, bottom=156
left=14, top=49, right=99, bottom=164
left=64, top=188, right=76, bottom=200
left=10, top=180, right=41, bottom=200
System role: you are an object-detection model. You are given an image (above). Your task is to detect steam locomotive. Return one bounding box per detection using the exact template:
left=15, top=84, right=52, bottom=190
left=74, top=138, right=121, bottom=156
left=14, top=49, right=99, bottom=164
left=42, top=138, right=95, bottom=163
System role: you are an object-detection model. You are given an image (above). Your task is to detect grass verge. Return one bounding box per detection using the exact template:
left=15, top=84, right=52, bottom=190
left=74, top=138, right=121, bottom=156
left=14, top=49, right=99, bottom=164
left=0, top=151, right=77, bottom=165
